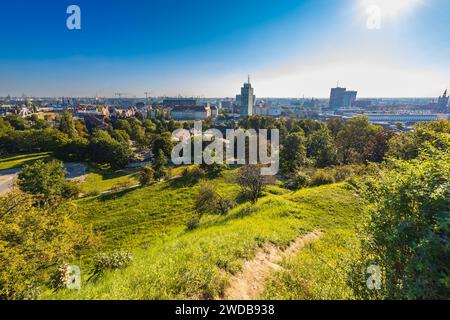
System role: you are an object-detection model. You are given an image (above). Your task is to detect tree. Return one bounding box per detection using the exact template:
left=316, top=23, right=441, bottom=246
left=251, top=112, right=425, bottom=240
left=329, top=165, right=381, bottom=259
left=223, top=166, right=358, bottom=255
left=139, top=165, right=155, bottom=186
left=236, top=165, right=268, bottom=204
left=110, top=129, right=130, bottom=144
left=18, top=160, right=79, bottom=200
left=152, top=132, right=174, bottom=159
left=142, top=119, right=157, bottom=133
left=387, top=120, right=450, bottom=161
left=0, top=118, right=13, bottom=138
left=0, top=190, right=97, bottom=300
left=306, top=128, right=337, bottom=168
left=88, top=130, right=133, bottom=169
left=280, top=131, right=307, bottom=175
left=130, top=122, right=146, bottom=144
left=336, top=116, right=380, bottom=164
left=195, top=182, right=219, bottom=218
left=326, top=118, right=344, bottom=139
left=153, top=149, right=169, bottom=181
left=4, top=115, right=28, bottom=130
left=195, top=181, right=234, bottom=218
left=59, top=111, right=78, bottom=139
left=74, top=119, right=88, bottom=138
left=350, top=148, right=450, bottom=299
left=363, top=130, right=395, bottom=163
left=28, top=114, right=50, bottom=130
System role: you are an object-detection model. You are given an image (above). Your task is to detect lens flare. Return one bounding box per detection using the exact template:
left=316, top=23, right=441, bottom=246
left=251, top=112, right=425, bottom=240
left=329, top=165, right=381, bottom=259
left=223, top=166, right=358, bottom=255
left=361, top=0, right=421, bottom=19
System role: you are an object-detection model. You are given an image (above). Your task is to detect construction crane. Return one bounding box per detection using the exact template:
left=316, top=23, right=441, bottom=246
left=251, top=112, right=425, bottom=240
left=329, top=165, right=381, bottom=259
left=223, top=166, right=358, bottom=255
left=114, top=93, right=126, bottom=107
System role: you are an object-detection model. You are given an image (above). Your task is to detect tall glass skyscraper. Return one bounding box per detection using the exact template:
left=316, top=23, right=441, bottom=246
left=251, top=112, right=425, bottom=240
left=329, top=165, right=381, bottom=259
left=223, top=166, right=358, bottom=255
left=240, top=76, right=254, bottom=117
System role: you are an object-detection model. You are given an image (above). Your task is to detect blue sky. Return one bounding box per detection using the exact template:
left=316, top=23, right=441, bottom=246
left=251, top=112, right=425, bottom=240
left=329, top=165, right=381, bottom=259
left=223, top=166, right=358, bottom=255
left=0, top=0, right=449, bottom=98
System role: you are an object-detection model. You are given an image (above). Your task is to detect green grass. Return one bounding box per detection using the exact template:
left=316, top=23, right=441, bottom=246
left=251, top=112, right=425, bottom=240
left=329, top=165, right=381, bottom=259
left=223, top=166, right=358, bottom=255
left=262, top=228, right=360, bottom=300
left=261, top=186, right=365, bottom=300
left=77, top=169, right=240, bottom=250
left=79, top=167, right=140, bottom=195
left=0, top=152, right=52, bottom=170
left=79, top=165, right=196, bottom=195
left=45, top=174, right=364, bottom=300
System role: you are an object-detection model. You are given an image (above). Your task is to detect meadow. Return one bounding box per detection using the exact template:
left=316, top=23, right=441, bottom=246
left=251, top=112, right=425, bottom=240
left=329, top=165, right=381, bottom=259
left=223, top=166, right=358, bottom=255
left=0, top=152, right=52, bottom=170
left=45, top=170, right=365, bottom=300
left=0, top=153, right=366, bottom=300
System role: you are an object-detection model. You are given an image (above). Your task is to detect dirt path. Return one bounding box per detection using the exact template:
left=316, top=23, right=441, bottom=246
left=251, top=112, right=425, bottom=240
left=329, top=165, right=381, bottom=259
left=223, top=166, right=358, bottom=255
left=222, top=230, right=323, bottom=300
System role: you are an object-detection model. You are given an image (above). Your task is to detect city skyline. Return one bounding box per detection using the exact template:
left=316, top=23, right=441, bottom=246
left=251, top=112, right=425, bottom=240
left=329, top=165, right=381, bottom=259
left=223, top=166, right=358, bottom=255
left=1, top=0, right=449, bottom=98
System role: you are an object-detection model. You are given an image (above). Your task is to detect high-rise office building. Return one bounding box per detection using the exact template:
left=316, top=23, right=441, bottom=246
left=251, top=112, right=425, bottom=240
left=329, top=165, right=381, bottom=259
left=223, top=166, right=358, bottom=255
left=240, top=76, right=254, bottom=117
left=329, top=86, right=357, bottom=110
left=343, top=91, right=357, bottom=108
left=329, top=87, right=346, bottom=110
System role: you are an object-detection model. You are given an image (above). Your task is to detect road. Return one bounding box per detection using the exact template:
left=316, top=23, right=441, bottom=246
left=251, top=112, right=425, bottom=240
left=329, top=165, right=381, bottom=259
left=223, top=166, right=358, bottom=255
left=0, top=168, right=20, bottom=195
left=0, top=163, right=88, bottom=195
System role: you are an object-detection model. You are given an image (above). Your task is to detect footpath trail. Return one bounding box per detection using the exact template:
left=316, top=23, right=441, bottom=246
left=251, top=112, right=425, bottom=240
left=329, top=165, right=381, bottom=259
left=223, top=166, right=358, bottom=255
left=223, top=230, right=323, bottom=300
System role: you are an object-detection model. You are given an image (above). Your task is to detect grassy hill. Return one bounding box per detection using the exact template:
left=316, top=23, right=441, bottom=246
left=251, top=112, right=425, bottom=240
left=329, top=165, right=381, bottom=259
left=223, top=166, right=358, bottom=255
left=45, top=170, right=365, bottom=300
left=0, top=152, right=52, bottom=170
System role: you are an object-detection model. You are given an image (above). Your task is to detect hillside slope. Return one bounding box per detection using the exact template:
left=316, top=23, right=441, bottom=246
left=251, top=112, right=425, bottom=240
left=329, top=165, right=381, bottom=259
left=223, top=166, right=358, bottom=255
left=47, top=176, right=364, bottom=300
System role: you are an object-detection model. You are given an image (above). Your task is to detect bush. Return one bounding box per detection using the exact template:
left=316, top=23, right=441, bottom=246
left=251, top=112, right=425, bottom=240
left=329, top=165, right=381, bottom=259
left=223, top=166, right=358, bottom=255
left=189, top=166, right=206, bottom=182
left=195, top=182, right=235, bottom=216
left=181, top=167, right=190, bottom=178
left=216, top=196, right=235, bottom=215
left=139, top=165, right=155, bottom=186
left=91, top=251, right=133, bottom=278
left=86, top=190, right=102, bottom=197
left=310, top=170, right=335, bottom=187
left=61, top=181, right=81, bottom=199
left=18, top=159, right=80, bottom=200
left=285, top=172, right=311, bottom=190
left=186, top=218, right=200, bottom=231
left=349, top=149, right=450, bottom=299
left=330, top=165, right=358, bottom=182
left=0, top=191, right=97, bottom=300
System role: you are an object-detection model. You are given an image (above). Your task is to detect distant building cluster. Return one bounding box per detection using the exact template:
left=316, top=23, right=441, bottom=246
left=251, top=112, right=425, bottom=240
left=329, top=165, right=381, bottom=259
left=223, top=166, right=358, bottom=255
left=1, top=82, right=449, bottom=132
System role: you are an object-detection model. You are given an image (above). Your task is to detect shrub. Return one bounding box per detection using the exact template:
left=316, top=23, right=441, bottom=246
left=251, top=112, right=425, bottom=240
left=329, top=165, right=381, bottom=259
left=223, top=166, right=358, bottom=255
left=195, top=182, right=218, bottom=216
left=189, top=166, right=206, bottom=182
left=310, top=170, right=335, bottom=187
left=349, top=149, right=450, bottom=299
left=91, top=251, right=133, bottom=278
left=236, top=165, right=268, bottom=204
left=286, top=172, right=311, bottom=190
left=86, top=190, right=102, bottom=197
left=186, top=218, right=200, bottom=231
left=195, top=182, right=235, bottom=217
left=181, top=167, right=190, bottom=178
left=139, top=165, right=155, bottom=186
left=0, top=191, right=97, bottom=300
left=216, top=196, right=235, bottom=215
left=61, top=181, right=81, bottom=199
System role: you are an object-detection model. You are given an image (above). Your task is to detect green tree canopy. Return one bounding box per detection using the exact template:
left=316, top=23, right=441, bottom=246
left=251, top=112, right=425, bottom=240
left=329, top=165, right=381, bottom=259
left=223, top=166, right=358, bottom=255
left=59, top=111, right=78, bottom=139
left=280, top=130, right=307, bottom=175
left=0, top=190, right=97, bottom=300
left=351, top=147, right=450, bottom=299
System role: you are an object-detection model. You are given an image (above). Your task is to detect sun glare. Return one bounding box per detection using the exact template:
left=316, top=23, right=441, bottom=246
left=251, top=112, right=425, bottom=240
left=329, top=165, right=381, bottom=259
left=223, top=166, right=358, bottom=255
left=361, top=0, right=421, bottom=19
